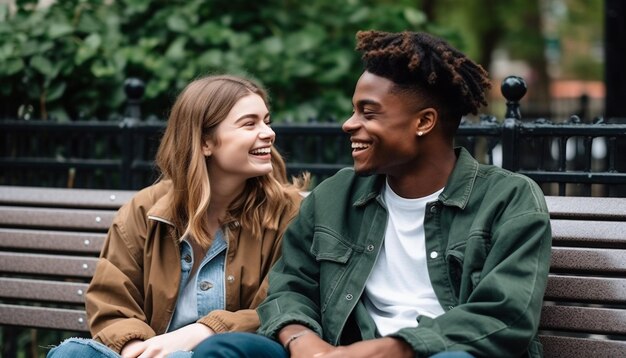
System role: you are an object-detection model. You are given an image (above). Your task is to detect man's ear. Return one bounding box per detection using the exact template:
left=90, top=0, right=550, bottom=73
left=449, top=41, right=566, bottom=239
left=415, top=108, right=438, bottom=137
left=201, top=138, right=213, bottom=157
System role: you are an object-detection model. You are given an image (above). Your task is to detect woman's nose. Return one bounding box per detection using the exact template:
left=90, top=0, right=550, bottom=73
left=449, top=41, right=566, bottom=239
left=260, top=124, right=275, bottom=142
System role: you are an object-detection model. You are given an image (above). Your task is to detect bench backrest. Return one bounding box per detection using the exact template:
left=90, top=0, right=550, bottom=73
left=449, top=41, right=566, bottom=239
left=0, top=186, right=134, bottom=331
left=0, top=186, right=625, bottom=356
left=540, top=196, right=626, bottom=356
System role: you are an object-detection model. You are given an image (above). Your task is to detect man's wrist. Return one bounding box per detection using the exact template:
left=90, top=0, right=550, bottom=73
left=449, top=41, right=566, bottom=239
left=283, top=330, right=311, bottom=351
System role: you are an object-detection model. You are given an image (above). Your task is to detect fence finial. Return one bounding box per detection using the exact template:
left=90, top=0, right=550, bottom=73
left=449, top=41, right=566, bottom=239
left=501, top=76, right=527, bottom=120
left=123, top=78, right=145, bottom=120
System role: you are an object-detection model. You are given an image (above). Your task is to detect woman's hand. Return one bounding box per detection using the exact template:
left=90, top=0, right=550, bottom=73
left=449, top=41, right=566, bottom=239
left=120, top=323, right=215, bottom=358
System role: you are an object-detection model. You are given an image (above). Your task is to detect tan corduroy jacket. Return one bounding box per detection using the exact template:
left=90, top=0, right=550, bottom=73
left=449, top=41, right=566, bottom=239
left=85, top=180, right=300, bottom=353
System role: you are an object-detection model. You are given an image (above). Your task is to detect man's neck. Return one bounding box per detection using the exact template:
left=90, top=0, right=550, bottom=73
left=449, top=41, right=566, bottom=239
left=386, top=149, right=456, bottom=199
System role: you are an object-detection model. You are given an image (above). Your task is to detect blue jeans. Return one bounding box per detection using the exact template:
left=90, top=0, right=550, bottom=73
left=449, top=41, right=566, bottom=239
left=194, top=332, right=286, bottom=358
left=46, top=337, right=193, bottom=358
left=193, top=332, right=475, bottom=358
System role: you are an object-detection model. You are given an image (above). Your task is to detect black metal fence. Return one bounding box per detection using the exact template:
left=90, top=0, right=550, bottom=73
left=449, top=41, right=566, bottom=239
left=2, top=76, right=626, bottom=196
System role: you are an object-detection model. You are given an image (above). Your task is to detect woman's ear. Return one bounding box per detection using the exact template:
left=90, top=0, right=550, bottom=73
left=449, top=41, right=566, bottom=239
left=201, top=139, right=213, bottom=157
left=415, top=108, right=438, bottom=137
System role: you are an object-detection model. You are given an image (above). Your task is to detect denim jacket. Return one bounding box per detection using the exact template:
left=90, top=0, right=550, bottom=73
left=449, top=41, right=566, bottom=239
left=258, top=148, right=552, bottom=357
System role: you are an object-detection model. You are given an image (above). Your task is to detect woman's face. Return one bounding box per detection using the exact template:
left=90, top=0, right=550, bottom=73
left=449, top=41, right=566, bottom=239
left=203, top=93, right=275, bottom=182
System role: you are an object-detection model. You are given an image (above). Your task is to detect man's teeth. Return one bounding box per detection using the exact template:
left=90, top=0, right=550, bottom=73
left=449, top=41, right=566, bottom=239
left=351, top=142, right=370, bottom=150
left=250, top=148, right=271, bottom=155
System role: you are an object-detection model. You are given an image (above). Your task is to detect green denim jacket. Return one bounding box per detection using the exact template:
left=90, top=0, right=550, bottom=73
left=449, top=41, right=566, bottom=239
left=258, top=148, right=552, bottom=357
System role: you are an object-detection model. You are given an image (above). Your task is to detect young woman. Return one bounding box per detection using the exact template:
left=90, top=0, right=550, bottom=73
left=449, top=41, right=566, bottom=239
left=47, top=75, right=308, bottom=358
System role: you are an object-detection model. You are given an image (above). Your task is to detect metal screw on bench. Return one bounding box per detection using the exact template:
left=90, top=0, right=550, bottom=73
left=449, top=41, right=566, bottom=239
left=110, top=194, right=116, bottom=201
left=84, top=239, right=90, bottom=246
left=77, top=289, right=83, bottom=296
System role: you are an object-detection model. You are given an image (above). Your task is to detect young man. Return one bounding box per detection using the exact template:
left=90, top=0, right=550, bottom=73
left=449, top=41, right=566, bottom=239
left=195, top=30, right=552, bottom=358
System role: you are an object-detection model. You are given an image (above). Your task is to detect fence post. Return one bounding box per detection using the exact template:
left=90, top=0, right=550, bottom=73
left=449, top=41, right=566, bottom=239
left=123, top=78, right=145, bottom=121
left=500, top=76, right=527, bottom=171
left=120, top=78, right=145, bottom=189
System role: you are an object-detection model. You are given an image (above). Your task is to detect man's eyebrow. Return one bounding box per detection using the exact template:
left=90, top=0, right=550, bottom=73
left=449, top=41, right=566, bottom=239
left=354, top=99, right=381, bottom=109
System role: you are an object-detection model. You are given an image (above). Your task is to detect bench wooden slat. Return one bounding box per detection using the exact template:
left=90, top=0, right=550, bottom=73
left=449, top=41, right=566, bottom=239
left=546, top=196, right=626, bottom=221
left=551, top=219, right=626, bottom=246
left=0, top=228, right=104, bottom=253
left=0, top=252, right=98, bottom=277
left=540, top=305, right=626, bottom=335
left=0, top=277, right=88, bottom=304
left=550, top=247, right=626, bottom=274
left=539, top=334, right=626, bottom=357
left=545, top=275, right=626, bottom=304
left=0, top=186, right=133, bottom=209
left=0, top=206, right=115, bottom=231
left=0, top=304, right=88, bottom=332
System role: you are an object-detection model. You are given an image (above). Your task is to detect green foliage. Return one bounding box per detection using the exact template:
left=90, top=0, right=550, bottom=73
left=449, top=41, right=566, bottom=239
left=0, top=1, right=126, bottom=121
left=0, top=0, right=441, bottom=122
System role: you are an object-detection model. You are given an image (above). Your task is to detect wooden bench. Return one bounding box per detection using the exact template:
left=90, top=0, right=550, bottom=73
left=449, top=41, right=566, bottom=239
left=1, top=186, right=625, bottom=356
left=539, top=196, right=626, bottom=356
left=0, top=186, right=134, bottom=333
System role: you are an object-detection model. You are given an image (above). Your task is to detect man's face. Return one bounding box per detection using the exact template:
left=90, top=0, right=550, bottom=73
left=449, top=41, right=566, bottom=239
left=342, top=71, right=423, bottom=176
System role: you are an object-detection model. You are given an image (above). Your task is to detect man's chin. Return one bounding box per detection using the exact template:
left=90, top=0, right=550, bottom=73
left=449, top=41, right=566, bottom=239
left=353, top=165, right=376, bottom=177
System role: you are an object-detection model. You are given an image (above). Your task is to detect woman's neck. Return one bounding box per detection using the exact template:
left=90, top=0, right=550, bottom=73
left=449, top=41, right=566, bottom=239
left=206, top=176, right=247, bottom=231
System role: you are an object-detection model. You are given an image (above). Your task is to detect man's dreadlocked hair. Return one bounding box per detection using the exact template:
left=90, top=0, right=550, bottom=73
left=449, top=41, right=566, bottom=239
left=356, top=30, right=491, bottom=132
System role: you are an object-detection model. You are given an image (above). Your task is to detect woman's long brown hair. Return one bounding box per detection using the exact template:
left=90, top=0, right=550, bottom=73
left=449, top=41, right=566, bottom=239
left=156, top=75, right=307, bottom=248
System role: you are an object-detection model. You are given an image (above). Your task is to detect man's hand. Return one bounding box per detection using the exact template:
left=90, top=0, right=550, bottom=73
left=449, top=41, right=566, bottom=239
left=120, top=323, right=215, bottom=358
left=278, top=324, right=335, bottom=358
left=314, top=337, right=413, bottom=358
left=287, top=330, right=335, bottom=358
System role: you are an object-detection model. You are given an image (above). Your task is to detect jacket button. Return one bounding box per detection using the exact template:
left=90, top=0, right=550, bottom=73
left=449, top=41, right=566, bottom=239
left=183, top=254, right=192, bottom=263
left=430, top=251, right=438, bottom=259
left=345, top=294, right=353, bottom=300
left=429, top=205, right=438, bottom=214
left=227, top=275, right=235, bottom=283
left=199, top=281, right=213, bottom=291
left=366, top=244, right=375, bottom=252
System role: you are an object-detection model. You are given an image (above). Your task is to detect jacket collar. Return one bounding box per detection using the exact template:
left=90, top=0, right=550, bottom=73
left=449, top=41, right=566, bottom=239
left=438, top=147, right=479, bottom=210
left=147, top=187, right=177, bottom=227
left=352, top=147, right=478, bottom=210
left=353, top=175, right=385, bottom=207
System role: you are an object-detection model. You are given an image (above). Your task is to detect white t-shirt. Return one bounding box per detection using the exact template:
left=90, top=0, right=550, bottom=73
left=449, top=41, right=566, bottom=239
left=363, top=180, right=445, bottom=336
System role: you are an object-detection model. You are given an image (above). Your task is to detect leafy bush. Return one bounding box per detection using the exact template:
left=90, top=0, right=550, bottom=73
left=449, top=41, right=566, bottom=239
left=0, top=0, right=443, bottom=122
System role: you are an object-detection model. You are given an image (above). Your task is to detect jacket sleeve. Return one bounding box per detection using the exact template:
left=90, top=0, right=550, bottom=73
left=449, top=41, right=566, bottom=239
left=86, top=201, right=155, bottom=353
left=391, top=210, right=552, bottom=357
left=199, top=197, right=301, bottom=333
left=257, top=194, right=326, bottom=339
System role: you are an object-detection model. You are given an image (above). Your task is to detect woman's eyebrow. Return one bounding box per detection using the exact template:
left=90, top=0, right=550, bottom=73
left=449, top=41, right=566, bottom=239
left=234, top=112, right=269, bottom=123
